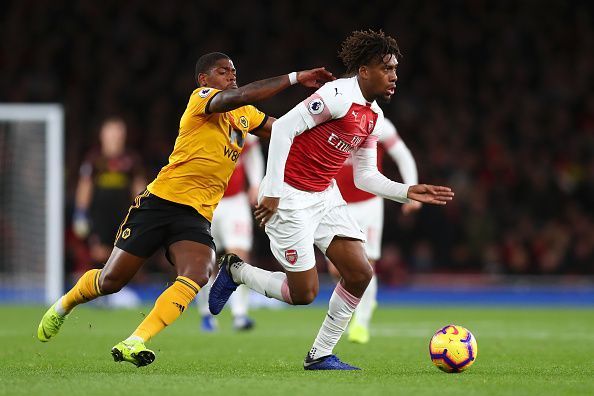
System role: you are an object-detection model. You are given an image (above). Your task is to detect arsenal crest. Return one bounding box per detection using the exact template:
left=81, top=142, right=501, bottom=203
left=285, top=249, right=298, bottom=265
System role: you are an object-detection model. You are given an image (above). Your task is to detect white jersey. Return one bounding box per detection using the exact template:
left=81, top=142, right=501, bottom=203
left=262, top=76, right=410, bottom=204
left=259, top=77, right=412, bottom=271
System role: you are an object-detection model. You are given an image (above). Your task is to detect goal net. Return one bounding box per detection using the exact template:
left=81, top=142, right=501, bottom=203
left=0, top=104, right=64, bottom=304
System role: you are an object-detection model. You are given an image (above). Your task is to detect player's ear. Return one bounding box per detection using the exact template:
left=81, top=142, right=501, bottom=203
left=197, top=73, right=208, bottom=87
left=358, top=65, right=369, bottom=80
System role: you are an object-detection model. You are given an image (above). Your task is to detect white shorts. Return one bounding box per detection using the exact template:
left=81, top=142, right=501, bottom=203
left=260, top=178, right=365, bottom=272
left=346, top=196, right=384, bottom=260
left=211, top=192, right=253, bottom=252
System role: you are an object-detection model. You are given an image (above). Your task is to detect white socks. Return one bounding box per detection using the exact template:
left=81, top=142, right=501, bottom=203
left=309, top=282, right=360, bottom=359
left=352, top=275, right=377, bottom=328
left=54, top=296, right=67, bottom=316
left=230, top=261, right=293, bottom=304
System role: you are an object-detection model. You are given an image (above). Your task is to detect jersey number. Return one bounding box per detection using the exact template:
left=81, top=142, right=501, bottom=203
left=223, top=146, right=239, bottom=162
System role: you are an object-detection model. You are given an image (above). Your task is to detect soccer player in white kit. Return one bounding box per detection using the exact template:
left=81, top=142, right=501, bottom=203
left=197, top=134, right=264, bottom=331
left=209, top=30, right=454, bottom=370
left=332, top=117, right=421, bottom=344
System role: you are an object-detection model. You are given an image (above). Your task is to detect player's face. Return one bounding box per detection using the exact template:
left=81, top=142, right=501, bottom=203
left=203, top=58, right=238, bottom=90
left=367, top=54, right=398, bottom=103
left=100, top=121, right=126, bottom=156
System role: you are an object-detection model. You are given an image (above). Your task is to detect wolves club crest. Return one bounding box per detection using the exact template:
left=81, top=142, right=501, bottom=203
left=285, top=249, right=298, bottom=265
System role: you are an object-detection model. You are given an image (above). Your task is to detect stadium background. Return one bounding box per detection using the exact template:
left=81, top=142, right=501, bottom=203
left=1, top=0, right=593, bottom=302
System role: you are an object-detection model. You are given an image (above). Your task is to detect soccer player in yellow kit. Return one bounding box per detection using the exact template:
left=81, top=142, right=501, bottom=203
left=37, top=52, right=334, bottom=367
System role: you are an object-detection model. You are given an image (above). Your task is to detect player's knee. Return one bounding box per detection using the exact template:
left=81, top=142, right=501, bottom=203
left=181, top=272, right=210, bottom=288
left=176, top=262, right=211, bottom=287
left=343, top=263, right=373, bottom=289
left=174, top=260, right=213, bottom=287
left=98, top=273, right=125, bottom=295
left=291, top=289, right=317, bottom=305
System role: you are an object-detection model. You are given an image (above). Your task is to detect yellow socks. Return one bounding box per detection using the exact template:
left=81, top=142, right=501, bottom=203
left=132, top=276, right=200, bottom=342
left=60, top=269, right=102, bottom=313
left=60, top=272, right=200, bottom=342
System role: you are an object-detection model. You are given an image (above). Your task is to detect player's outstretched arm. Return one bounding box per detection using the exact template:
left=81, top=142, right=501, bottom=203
left=353, top=145, right=454, bottom=205
left=406, top=184, right=454, bottom=205
left=208, top=68, right=335, bottom=113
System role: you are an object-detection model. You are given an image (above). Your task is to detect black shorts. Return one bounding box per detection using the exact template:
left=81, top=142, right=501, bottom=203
left=114, top=190, right=215, bottom=260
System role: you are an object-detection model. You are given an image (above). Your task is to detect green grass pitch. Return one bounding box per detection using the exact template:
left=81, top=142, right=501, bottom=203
left=0, top=305, right=592, bottom=395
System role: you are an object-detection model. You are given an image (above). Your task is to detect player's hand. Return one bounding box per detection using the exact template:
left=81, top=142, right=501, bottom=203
left=406, top=184, right=454, bottom=205
left=254, top=196, right=280, bottom=227
left=402, top=200, right=423, bottom=215
left=297, top=67, right=335, bottom=88
left=73, top=208, right=90, bottom=238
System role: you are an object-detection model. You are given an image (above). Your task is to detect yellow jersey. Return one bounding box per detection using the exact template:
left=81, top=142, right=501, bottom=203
left=147, top=87, right=267, bottom=221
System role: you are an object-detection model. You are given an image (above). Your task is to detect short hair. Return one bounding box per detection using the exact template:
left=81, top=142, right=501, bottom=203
left=102, top=116, right=125, bottom=126
left=195, top=52, right=230, bottom=85
left=338, top=30, right=401, bottom=75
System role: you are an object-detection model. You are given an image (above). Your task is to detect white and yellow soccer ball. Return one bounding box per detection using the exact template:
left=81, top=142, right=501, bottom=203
left=429, top=324, right=478, bottom=373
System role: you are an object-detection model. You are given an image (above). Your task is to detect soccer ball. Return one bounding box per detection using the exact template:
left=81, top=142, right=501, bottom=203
left=429, top=324, right=478, bottom=373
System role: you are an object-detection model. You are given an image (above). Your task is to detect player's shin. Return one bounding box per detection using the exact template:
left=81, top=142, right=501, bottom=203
left=309, top=282, right=360, bottom=359
left=130, top=276, right=200, bottom=342
left=59, top=269, right=103, bottom=314
left=231, top=262, right=293, bottom=304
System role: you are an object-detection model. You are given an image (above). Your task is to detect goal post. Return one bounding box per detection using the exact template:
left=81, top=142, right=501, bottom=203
left=0, top=104, right=64, bottom=304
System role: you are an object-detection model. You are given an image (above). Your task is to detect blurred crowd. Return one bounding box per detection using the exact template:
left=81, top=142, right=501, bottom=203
left=1, top=0, right=593, bottom=280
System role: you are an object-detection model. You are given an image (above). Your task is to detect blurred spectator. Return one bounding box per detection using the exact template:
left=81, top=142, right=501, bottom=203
left=73, top=117, right=145, bottom=267
left=71, top=117, right=146, bottom=306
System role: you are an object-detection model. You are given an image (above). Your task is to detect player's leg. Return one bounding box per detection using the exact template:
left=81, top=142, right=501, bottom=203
left=326, top=257, right=377, bottom=344
left=304, top=186, right=370, bottom=370
left=304, top=237, right=371, bottom=370
left=128, top=240, right=213, bottom=342
left=112, top=240, right=214, bottom=367
left=326, top=254, right=375, bottom=346
left=111, top=192, right=215, bottom=367
left=347, top=197, right=383, bottom=344
left=347, top=260, right=376, bottom=343
left=210, top=251, right=320, bottom=312
left=209, top=197, right=322, bottom=313
left=37, top=247, right=146, bottom=342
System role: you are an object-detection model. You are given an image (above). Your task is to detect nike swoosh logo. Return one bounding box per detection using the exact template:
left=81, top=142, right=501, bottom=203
left=303, top=357, right=324, bottom=368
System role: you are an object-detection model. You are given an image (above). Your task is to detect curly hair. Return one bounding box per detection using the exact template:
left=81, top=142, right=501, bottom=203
left=338, top=30, right=401, bottom=75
